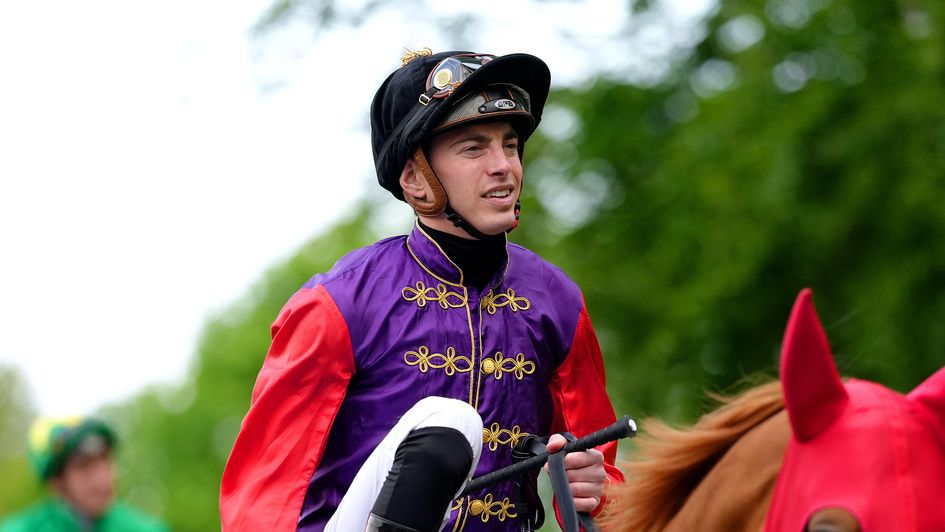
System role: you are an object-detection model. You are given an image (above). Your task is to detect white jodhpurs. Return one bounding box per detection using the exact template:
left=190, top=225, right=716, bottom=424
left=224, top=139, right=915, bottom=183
left=324, top=396, right=483, bottom=532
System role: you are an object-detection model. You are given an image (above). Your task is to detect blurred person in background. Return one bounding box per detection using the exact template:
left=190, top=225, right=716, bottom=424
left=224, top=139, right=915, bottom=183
left=221, top=48, right=622, bottom=531
left=0, top=416, right=168, bottom=532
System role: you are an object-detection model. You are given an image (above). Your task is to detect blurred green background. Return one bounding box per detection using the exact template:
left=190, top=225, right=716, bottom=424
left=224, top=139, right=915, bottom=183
left=2, top=0, right=944, bottom=529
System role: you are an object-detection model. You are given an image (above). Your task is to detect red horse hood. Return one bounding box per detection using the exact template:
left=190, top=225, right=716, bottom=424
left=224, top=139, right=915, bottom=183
left=764, top=289, right=945, bottom=531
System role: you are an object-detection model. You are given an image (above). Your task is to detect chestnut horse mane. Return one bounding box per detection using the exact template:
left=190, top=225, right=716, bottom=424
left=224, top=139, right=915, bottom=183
left=601, top=380, right=784, bottom=531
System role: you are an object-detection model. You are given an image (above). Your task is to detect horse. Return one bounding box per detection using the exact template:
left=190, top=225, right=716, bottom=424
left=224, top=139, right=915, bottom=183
left=599, top=289, right=945, bottom=532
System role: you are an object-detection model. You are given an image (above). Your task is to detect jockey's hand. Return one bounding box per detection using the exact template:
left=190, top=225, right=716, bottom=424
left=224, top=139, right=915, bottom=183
left=544, top=433, right=606, bottom=513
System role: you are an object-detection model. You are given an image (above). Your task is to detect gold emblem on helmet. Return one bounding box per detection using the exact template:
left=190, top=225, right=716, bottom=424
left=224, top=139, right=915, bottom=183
left=433, top=68, right=453, bottom=89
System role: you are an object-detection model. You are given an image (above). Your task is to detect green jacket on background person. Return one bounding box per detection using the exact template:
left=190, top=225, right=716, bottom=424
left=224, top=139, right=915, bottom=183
left=0, top=498, right=167, bottom=532
left=0, top=416, right=168, bottom=532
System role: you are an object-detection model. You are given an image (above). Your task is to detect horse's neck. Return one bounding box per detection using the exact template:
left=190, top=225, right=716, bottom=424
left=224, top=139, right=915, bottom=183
left=663, top=410, right=790, bottom=532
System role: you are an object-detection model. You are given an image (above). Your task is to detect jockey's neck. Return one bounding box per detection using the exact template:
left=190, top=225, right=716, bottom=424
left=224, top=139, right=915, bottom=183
left=419, top=220, right=505, bottom=290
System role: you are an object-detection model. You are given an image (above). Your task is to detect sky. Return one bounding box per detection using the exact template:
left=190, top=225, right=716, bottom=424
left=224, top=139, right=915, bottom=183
left=0, top=0, right=712, bottom=417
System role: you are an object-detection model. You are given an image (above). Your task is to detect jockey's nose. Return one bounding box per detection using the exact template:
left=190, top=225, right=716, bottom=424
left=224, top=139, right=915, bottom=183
left=485, top=145, right=512, bottom=177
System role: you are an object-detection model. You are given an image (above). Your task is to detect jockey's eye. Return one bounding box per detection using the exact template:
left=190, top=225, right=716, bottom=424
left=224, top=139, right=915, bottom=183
left=806, top=507, right=861, bottom=532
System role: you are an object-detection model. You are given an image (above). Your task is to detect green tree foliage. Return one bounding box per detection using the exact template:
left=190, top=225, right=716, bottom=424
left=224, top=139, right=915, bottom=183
left=0, top=365, right=43, bottom=514
left=516, top=0, right=945, bottom=422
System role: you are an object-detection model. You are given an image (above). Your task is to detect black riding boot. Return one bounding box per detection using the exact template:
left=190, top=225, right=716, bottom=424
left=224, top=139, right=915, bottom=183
left=365, top=426, right=474, bottom=532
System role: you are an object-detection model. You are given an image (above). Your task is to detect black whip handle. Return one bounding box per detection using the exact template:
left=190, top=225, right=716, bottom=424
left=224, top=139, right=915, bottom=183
left=460, top=415, right=636, bottom=496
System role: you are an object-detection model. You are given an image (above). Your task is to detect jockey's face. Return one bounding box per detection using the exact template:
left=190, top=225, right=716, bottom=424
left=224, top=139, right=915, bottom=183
left=424, top=120, right=523, bottom=238
left=50, top=449, right=116, bottom=518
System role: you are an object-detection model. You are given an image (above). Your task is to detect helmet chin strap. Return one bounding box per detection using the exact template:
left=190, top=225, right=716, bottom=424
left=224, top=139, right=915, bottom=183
left=444, top=205, right=507, bottom=241
left=408, top=148, right=519, bottom=240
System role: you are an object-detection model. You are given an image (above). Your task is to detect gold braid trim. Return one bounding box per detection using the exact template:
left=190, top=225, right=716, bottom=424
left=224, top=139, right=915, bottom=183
left=482, top=423, right=530, bottom=452
left=480, top=352, right=536, bottom=381
left=480, top=288, right=531, bottom=315
left=467, top=494, right=517, bottom=523
left=403, top=281, right=467, bottom=309
left=404, top=346, right=473, bottom=376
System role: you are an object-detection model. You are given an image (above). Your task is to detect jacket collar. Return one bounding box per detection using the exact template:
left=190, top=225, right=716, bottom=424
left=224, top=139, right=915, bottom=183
left=405, top=221, right=509, bottom=289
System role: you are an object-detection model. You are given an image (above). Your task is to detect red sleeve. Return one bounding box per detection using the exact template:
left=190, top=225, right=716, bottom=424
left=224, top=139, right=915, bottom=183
left=220, top=284, right=355, bottom=532
left=549, top=301, right=625, bottom=520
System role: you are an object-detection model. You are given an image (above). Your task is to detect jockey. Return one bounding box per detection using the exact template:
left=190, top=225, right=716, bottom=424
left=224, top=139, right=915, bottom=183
left=0, top=416, right=168, bottom=532
left=220, top=49, right=624, bottom=531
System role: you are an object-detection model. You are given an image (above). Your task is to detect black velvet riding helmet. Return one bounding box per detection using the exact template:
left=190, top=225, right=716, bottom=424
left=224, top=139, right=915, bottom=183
left=370, top=50, right=551, bottom=201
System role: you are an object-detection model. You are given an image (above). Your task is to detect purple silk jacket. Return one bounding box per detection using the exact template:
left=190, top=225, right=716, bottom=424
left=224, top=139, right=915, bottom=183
left=221, top=223, right=620, bottom=531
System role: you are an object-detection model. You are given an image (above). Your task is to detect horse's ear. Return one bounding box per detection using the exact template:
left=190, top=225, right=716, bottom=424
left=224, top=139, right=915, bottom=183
left=780, top=289, right=848, bottom=442
left=907, top=367, right=945, bottom=447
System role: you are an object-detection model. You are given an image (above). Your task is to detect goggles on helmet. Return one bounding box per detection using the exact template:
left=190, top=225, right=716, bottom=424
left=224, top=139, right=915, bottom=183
left=420, top=54, right=496, bottom=105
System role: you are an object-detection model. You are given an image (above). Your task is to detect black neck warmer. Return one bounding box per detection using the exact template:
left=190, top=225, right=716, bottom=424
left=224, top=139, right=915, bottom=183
left=419, top=221, right=507, bottom=290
